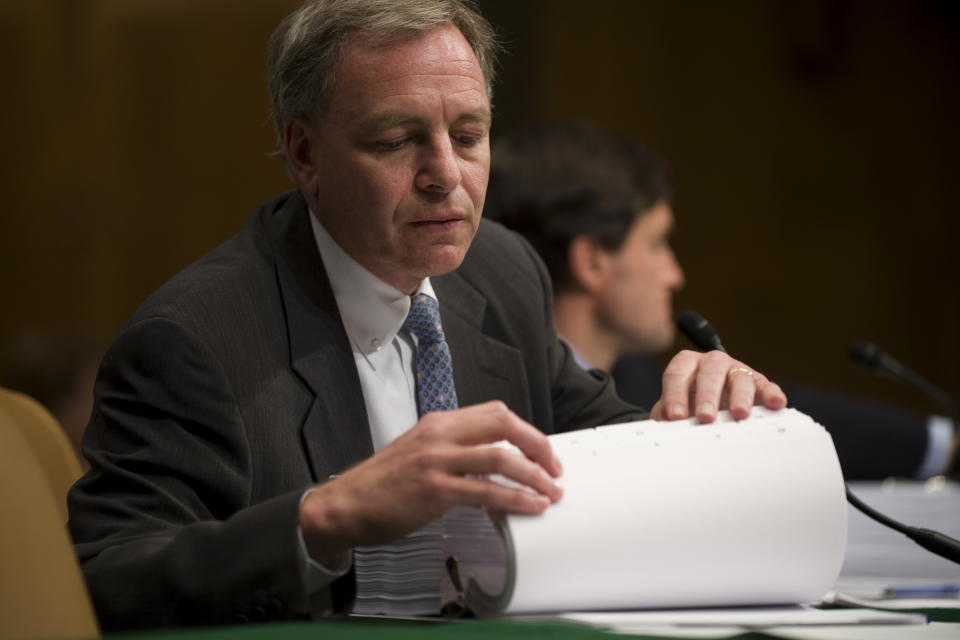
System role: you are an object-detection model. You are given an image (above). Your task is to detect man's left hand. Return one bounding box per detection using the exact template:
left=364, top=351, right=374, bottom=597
left=651, top=349, right=787, bottom=423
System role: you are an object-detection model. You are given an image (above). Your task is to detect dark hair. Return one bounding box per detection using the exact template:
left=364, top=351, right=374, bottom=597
left=486, top=121, right=672, bottom=292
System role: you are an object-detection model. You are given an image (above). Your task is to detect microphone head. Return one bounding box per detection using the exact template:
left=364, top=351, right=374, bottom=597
left=676, top=310, right=725, bottom=352
left=849, top=340, right=903, bottom=377
left=849, top=340, right=882, bottom=372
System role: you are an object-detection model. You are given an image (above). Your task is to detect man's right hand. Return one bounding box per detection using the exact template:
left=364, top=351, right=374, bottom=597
left=298, top=400, right=563, bottom=567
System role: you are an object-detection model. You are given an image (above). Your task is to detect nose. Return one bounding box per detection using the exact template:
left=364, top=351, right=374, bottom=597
left=666, top=249, right=685, bottom=291
left=415, top=137, right=461, bottom=194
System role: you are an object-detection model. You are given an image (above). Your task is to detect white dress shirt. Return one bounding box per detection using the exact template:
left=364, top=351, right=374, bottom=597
left=298, top=212, right=435, bottom=591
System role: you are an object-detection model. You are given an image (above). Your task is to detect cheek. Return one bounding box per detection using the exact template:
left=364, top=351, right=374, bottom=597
left=462, top=158, right=489, bottom=200
left=347, top=163, right=412, bottom=214
left=618, top=264, right=666, bottom=320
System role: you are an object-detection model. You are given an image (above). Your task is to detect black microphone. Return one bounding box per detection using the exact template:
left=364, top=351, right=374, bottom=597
left=849, top=340, right=960, bottom=427
left=676, top=310, right=725, bottom=353
left=676, top=312, right=960, bottom=565
left=849, top=340, right=905, bottom=377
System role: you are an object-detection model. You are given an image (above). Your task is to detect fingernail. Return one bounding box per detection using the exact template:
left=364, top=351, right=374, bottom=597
left=553, top=455, right=564, bottom=476
left=551, top=484, right=564, bottom=503
left=698, top=401, right=715, bottom=417
left=671, top=403, right=686, bottom=419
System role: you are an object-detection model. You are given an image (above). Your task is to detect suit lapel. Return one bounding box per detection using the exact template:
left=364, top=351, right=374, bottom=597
left=262, top=193, right=530, bottom=477
left=267, top=193, right=374, bottom=481
left=434, top=272, right=533, bottom=421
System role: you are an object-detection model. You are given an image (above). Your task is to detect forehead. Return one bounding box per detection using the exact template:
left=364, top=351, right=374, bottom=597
left=331, top=23, right=489, bottom=114
left=635, top=202, right=673, bottom=231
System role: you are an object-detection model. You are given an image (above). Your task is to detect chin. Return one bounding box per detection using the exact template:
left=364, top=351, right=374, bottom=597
left=418, top=245, right=470, bottom=277
left=626, top=326, right=675, bottom=355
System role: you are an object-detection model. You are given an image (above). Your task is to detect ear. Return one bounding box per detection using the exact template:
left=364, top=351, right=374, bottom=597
left=568, top=235, right=613, bottom=294
left=284, top=116, right=320, bottom=189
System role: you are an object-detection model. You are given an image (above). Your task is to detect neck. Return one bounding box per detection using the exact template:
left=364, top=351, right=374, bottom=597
left=553, top=291, right=621, bottom=372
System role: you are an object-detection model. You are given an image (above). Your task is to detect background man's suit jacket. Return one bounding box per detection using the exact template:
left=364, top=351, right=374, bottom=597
left=68, top=190, right=643, bottom=630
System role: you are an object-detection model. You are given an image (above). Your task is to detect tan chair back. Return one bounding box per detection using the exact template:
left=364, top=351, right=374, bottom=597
left=0, top=391, right=99, bottom=639
left=0, top=388, right=83, bottom=523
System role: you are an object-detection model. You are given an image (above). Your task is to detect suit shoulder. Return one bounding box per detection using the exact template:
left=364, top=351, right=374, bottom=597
left=452, top=218, right=554, bottom=322
left=124, top=196, right=287, bottom=337
left=461, top=218, right=546, bottom=285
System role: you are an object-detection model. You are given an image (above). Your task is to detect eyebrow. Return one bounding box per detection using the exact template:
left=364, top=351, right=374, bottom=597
left=358, top=109, right=492, bottom=135
left=359, top=113, right=423, bottom=134
left=455, top=109, right=493, bottom=128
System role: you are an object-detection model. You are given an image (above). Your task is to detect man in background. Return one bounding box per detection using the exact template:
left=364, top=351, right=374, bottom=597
left=486, top=120, right=956, bottom=480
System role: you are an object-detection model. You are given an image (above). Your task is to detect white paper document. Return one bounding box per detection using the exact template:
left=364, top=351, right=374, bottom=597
left=446, top=408, right=850, bottom=616
left=546, top=605, right=926, bottom=628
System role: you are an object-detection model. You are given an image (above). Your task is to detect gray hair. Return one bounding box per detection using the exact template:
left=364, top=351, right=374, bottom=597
left=267, top=0, right=499, bottom=155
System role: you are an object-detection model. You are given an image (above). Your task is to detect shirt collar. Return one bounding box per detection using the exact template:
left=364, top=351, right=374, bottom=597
left=309, top=212, right=435, bottom=356
left=559, top=334, right=593, bottom=370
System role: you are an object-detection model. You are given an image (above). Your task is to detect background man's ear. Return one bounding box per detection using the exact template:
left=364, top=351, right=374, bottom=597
left=568, top=235, right=612, bottom=294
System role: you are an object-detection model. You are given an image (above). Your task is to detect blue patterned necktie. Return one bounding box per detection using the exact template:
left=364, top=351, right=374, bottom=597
left=402, top=293, right=458, bottom=414
left=351, top=292, right=461, bottom=616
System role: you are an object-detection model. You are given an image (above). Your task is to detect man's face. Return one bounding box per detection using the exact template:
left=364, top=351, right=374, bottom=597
left=294, top=24, right=491, bottom=293
left=595, top=202, right=685, bottom=354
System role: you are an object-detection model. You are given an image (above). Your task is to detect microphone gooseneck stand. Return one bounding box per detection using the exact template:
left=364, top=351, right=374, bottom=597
left=849, top=340, right=960, bottom=475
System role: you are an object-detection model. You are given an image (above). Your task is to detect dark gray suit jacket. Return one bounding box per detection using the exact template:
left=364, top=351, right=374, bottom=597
left=67, top=191, right=644, bottom=630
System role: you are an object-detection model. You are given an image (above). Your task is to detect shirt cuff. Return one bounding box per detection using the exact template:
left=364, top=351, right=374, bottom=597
left=297, top=488, right=352, bottom=595
left=915, top=415, right=954, bottom=480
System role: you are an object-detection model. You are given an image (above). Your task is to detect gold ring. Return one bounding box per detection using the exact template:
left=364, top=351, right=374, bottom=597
left=728, top=366, right=753, bottom=379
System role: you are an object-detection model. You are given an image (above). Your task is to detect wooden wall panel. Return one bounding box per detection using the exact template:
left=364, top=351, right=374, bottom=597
left=1, top=0, right=301, bottom=346
left=2, top=0, right=957, bottom=414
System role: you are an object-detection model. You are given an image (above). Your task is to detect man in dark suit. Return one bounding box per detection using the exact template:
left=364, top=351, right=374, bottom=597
left=67, top=0, right=786, bottom=630
left=485, top=120, right=957, bottom=481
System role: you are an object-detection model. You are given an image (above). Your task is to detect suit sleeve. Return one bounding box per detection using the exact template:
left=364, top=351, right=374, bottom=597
left=68, top=317, right=316, bottom=630
left=785, top=385, right=930, bottom=480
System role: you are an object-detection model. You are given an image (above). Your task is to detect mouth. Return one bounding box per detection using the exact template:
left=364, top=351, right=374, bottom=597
left=410, top=213, right=467, bottom=231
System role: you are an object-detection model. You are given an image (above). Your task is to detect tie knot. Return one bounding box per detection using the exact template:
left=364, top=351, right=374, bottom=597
left=402, top=294, right=445, bottom=346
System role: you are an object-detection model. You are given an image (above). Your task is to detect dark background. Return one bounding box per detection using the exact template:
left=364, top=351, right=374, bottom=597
left=1, top=0, right=957, bottom=417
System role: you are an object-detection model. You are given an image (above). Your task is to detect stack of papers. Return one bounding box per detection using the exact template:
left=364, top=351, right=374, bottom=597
left=351, top=519, right=446, bottom=615
left=542, top=605, right=926, bottom=630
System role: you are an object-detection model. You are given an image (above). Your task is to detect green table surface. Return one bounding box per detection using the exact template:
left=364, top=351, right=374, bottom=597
left=107, top=604, right=960, bottom=640
left=111, top=619, right=781, bottom=640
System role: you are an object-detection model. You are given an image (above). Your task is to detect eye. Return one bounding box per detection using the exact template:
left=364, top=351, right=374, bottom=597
left=374, top=138, right=409, bottom=152
left=454, top=134, right=481, bottom=148
left=452, top=125, right=488, bottom=149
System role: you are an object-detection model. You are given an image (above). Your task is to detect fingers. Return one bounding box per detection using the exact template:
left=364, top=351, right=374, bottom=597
left=380, top=401, right=563, bottom=514
left=431, top=401, right=563, bottom=478
left=756, top=377, right=788, bottom=411
left=721, top=366, right=758, bottom=421
left=722, top=368, right=787, bottom=419
left=659, top=350, right=700, bottom=420
left=441, top=473, right=552, bottom=515
left=300, top=403, right=564, bottom=551
left=691, top=352, right=739, bottom=422
left=657, top=350, right=789, bottom=423
left=445, top=444, right=563, bottom=503
left=649, top=398, right=665, bottom=420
